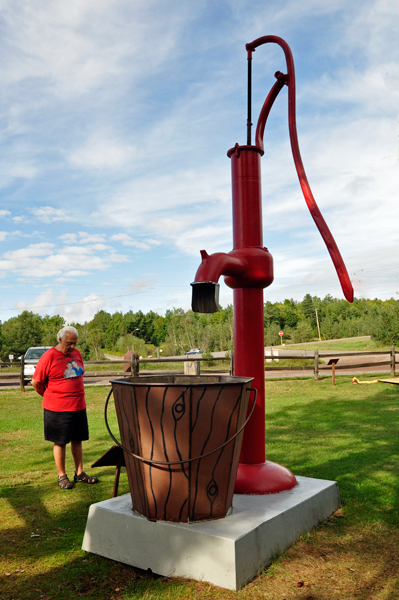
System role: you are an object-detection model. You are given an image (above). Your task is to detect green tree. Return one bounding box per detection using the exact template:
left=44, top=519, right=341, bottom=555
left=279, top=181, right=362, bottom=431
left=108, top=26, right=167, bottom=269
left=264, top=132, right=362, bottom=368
left=264, top=301, right=281, bottom=326
left=116, top=333, right=147, bottom=357
left=152, top=313, right=168, bottom=346
left=1, top=311, right=43, bottom=359
left=87, top=328, right=105, bottom=360
left=292, top=320, right=314, bottom=343
left=70, top=322, right=91, bottom=360
left=280, top=299, right=300, bottom=328
left=42, top=315, right=65, bottom=345
left=90, top=310, right=111, bottom=333
left=164, top=308, right=188, bottom=355
left=300, top=294, right=319, bottom=328
left=370, top=300, right=399, bottom=345
left=264, top=323, right=282, bottom=346
left=105, top=312, right=125, bottom=349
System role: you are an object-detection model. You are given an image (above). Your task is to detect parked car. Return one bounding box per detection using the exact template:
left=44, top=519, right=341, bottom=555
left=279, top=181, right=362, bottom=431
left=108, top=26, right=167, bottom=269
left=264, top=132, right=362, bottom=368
left=21, top=346, right=52, bottom=381
left=185, top=348, right=202, bottom=355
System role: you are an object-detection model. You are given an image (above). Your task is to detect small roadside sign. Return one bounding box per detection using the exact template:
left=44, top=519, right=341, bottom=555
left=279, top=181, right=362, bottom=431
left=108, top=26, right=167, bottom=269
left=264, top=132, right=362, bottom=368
left=8, top=354, right=14, bottom=361
left=278, top=331, right=283, bottom=337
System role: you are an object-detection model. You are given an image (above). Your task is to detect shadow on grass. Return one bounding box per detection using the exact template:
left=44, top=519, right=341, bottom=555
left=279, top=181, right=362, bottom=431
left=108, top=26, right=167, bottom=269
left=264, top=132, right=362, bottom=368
left=0, top=475, right=200, bottom=600
left=0, top=476, right=146, bottom=600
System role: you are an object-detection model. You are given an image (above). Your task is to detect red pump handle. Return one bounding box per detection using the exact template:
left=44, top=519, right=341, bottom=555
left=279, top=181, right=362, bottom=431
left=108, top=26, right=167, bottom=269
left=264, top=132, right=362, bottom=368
left=246, top=36, right=354, bottom=302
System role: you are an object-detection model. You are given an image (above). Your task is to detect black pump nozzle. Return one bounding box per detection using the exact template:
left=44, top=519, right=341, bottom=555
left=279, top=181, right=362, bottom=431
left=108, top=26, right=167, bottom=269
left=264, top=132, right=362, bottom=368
left=191, top=282, right=220, bottom=313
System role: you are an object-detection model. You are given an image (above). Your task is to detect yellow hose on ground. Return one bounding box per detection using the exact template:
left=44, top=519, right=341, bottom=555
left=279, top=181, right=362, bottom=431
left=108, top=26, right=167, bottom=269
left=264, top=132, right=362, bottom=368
left=352, top=377, right=379, bottom=385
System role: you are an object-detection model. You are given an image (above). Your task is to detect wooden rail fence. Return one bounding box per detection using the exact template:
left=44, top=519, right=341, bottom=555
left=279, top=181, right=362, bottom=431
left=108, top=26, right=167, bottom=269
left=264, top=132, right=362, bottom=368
left=0, top=354, right=234, bottom=391
left=0, top=346, right=396, bottom=391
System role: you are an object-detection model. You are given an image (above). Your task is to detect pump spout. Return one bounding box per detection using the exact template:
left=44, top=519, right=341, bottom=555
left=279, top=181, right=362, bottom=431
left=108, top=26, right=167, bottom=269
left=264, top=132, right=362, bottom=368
left=191, top=249, right=246, bottom=313
left=191, top=246, right=274, bottom=313
left=194, top=249, right=246, bottom=283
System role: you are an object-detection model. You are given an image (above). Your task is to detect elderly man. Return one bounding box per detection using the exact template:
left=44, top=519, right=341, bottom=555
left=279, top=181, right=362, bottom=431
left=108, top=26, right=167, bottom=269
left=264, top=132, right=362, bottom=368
left=32, top=325, right=99, bottom=489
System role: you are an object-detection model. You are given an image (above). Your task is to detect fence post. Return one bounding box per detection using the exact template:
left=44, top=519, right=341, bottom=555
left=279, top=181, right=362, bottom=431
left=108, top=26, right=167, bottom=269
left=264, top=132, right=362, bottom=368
left=184, top=360, right=200, bottom=375
left=391, top=344, right=396, bottom=377
left=130, top=353, right=139, bottom=377
left=20, top=355, right=25, bottom=392
left=230, top=351, right=234, bottom=376
left=314, top=350, right=319, bottom=381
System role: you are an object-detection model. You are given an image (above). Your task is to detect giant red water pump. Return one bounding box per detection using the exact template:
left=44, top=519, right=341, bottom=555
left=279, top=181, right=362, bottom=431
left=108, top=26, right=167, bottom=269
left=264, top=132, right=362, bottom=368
left=191, top=35, right=354, bottom=494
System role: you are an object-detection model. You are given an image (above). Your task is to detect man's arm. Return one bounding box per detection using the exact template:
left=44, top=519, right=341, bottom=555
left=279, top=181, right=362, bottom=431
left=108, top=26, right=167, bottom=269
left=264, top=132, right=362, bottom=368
left=31, top=379, right=45, bottom=397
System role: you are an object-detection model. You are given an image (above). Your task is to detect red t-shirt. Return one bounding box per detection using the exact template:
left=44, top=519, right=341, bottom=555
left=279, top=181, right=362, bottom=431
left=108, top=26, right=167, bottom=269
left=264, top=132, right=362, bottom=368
left=33, top=347, right=86, bottom=412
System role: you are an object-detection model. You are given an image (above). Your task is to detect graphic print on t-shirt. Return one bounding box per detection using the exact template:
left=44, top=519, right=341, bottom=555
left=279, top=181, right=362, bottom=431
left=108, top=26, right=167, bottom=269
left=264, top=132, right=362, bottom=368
left=63, top=359, right=84, bottom=378
left=71, top=359, right=84, bottom=376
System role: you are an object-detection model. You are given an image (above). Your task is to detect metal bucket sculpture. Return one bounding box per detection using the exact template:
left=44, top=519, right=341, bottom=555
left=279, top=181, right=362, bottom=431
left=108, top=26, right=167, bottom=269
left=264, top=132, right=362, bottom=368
left=105, top=375, right=256, bottom=522
left=191, top=36, right=354, bottom=495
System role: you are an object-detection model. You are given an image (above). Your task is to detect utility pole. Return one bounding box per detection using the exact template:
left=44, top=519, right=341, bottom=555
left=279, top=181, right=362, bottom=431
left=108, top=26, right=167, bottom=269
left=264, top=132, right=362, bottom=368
left=315, top=308, right=321, bottom=341
left=132, top=328, right=139, bottom=352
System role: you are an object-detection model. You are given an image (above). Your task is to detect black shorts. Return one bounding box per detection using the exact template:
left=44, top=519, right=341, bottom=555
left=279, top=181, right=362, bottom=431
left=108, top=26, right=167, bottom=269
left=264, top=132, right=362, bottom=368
left=44, top=408, right=89, bottom=445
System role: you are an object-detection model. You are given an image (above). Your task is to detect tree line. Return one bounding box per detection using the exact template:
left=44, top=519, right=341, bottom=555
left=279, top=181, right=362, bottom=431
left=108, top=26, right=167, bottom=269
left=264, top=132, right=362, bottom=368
left=1, top=295, right=398, bottom=362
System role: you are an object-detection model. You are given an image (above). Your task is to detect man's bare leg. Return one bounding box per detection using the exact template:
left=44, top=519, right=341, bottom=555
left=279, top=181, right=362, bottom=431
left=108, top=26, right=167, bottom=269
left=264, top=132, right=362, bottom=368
left=71, top=440, right=84, bottom=475
left=53, top=444, right=67, bottom=478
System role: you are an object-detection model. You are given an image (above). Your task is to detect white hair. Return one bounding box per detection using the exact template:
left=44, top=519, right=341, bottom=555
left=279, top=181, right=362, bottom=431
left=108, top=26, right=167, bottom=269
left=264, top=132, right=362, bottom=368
left=57, top=325, right=79, bottom=341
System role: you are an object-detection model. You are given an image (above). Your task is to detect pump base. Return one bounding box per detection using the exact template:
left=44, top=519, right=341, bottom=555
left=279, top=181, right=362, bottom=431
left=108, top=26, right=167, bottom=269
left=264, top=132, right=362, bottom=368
left=82, top=476, right=339, bottom=590
left=235, top=461, right=298, bottom=494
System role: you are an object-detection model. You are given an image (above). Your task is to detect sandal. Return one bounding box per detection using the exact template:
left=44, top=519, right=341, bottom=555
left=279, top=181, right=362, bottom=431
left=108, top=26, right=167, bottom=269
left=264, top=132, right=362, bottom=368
left=74, top=471, right=99, bottom=485
left=58, top=475, right=74, bottom=489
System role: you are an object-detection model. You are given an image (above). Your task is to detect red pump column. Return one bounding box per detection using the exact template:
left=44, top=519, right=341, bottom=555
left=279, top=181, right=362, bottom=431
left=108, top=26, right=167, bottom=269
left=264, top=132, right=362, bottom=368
left=228, top=145, right=297, bottom=494
left=230, top=145, right=265, bottom=464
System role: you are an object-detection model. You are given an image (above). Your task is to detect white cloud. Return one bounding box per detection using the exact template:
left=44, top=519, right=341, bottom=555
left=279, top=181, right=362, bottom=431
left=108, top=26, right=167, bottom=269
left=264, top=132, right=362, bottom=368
left=56, top=270, right=90, bottom=279
left=14, top=288, right=108, bottom=323
left=30, top=206, right=75, bottom=224
left=0, top=162, right=38, bottom=190
left=301, top=65, right=399, bottom=116
left=59, top=233, right=78, bottom=244
left=0, top=211, right=11, bottom=217
left=0, top=240, right=127, bottom=279
left=59, top=232, right=107, bottom=244
left=3, top=242, right=54, bottom=260
left=110, top=234, right=150, bottom=250
left=91, top=161, right=231, bottom=240
left=77, top=232, right=107, bottom=244
left=0, top=0, right=195, bottom=99
left=128, top=279, right=154, bottom=293
left=110, top=233, right=162, bottom=250
left=68, top=135, right=138, bottom=170
left=63, top=294, right=108, bottom=323
left=0, top=232, right=7, bottom=242
left=14, top=288, right=64, bottom=314
left=174, top=224, right=233, bottom=257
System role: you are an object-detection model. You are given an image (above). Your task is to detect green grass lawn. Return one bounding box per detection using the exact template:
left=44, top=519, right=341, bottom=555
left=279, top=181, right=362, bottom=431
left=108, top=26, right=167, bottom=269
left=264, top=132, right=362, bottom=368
left=285, top=336, right=382, bottom=352
left=1, top=376, right=398, bottom=599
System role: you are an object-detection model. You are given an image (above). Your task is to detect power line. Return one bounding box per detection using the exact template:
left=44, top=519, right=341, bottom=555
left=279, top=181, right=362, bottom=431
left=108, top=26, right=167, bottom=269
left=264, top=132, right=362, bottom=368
left=0, top=288, right=155, bottom=311
left=0, top=279, right=189, bottom=288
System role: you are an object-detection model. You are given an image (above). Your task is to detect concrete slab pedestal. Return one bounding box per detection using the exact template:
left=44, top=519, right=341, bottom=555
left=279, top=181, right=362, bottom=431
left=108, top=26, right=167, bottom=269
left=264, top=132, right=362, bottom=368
left=82, top=476, right=339, bottom=590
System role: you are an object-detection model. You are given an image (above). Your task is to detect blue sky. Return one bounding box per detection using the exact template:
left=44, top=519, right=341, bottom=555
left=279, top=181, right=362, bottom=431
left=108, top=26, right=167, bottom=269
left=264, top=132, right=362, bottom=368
left=0, top=0, right=398, bottom=324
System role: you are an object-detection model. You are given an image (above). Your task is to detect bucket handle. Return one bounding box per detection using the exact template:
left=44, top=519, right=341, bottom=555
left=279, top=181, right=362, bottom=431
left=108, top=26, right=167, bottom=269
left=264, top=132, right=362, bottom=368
left=104, top=387, right=257, bottom=466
